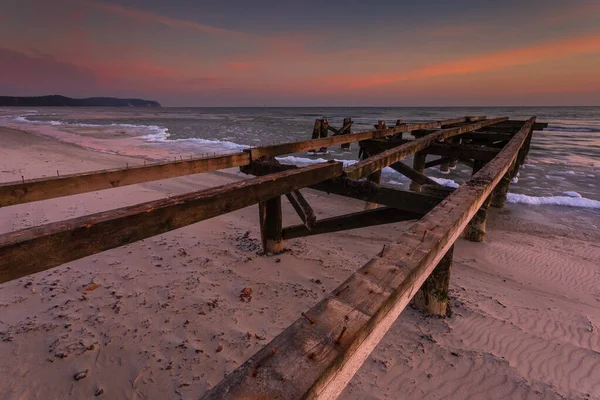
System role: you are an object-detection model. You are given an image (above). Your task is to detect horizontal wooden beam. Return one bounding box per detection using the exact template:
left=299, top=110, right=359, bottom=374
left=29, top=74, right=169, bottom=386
left=424, top=143, right=500, bottom=161
left=344, top=117, right=508, bottom=180
left=281, top=207, right=420, bottom=240
left=201, top=117, right=535, bottom=400
left=0, top=152, right=250, bottom=207
left=0, top=162, right=343, bottom=284
left=241, top=159, right=443, bottom=215
left=248, top=117, right=474, bottom=159
left=424, top=157, right=452, bottom=169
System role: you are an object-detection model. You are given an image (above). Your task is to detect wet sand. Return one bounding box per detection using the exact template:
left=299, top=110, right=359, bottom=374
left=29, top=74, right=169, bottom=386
left=1, top=127, right=599, bottom=400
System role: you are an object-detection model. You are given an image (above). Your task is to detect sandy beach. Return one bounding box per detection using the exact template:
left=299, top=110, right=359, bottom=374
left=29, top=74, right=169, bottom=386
left=1, top=126, right=599, bottom=400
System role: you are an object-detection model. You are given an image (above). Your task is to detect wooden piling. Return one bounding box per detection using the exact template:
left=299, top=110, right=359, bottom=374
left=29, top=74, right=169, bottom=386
left=363, top=121, right=385, bottom=209
left=413, top=245, right=454, bottom=316
left=464, top=160, right=490, bottom=241
left=409, top=152, right=427, bottom=192
left=318, top=119, right=329, bottom=153
left=259, top=196, right=284, bottom=254
left=341, top=117, right=352, bottom=150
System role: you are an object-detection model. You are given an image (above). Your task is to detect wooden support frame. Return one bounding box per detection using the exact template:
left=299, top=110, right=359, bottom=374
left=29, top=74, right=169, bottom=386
left=424, top=143, right=500, bottom=161
left=282, top=207, right=420, bottom=240
left=201, top=118, right=535, bottom=400
left=0, top=152, right=250, bottom=207
left=424, top=157, right=452, bottom=169
left=248, top=117, right=473, bottom=159
left=344, top=117, right=508, bottom=180
left=0, top=162, right=343, bottom=283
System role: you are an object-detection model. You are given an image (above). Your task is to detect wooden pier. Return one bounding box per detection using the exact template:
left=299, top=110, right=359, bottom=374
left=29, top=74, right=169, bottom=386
left=0, top=115, right=547, bottom=399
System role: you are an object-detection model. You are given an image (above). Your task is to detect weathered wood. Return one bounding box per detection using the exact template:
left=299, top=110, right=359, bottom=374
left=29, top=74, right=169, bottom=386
left=341, top=118, right=352, bottom=150
left=311, top=119, right=322, bottom=140
left=0, top=152, right=250, bottom=207
left=259, top=197, right=283, bottom=253
left=311, top=179, right=443, bottom=215
left=464, top=160, right=491, bottom=242
left=201, top=118, right=535, bottom=400
left=409, top=152, right=427, bottom=192
left=344, top=117, right=508, bottom=180
left=0, top=162, right=343, bottom=283
left=424, top=157, right=452, bottom=169
left=319, top=119, right=329, bottom=153
left=241, top=159, right=444, bottom=215
left=248, top=118, right=476, bottom=159
left=413, top=245, right=454, bottom=316
left=389, top=160, right=440, bottom=188
left=282, top=207, right=420, bottom=240
left=424, top=143, right=500, bottom=161
left=285, top=190, right=316, bottom=229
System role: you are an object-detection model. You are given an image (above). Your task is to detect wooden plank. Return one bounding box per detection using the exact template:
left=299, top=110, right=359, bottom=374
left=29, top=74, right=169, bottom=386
left=424, top=157, right=452, bottom=169
left=344, top=117, right=508, bottom=180
left=340, top=118, right=352, bottom=150
left=0, top=162, right=343, bottom=284
left=240, top=159, right=443, bottom=215
left=201, top=117, right=535, bottom=400
left=409, top=152, right=427, bottom=192
left=259, top=197, right=283, bottom=253
left=424, top=143, right=500, bottom=161
left=285, top=190, right=316, bottom=229
left=281, top=207, right=421, bottom=240
left=389, top=160, right=439, bottom=188
left=0, top=152, right=250, bottom=207
left=248, top=117, right=474, bottom=159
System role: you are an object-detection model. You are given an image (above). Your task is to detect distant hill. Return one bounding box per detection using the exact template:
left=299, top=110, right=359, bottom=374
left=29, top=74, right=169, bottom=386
left=0, top=95, right=161, bottom=107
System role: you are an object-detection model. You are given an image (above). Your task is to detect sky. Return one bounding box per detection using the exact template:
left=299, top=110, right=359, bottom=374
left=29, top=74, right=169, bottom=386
left=1, top=0, right=599, bottom=106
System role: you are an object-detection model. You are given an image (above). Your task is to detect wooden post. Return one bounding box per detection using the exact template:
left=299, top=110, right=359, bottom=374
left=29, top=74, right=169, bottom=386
left=318, top=119, right=329, bottom=153
left=259, top=196, right=283, bottom=254
left=464, top=160, right=489, bottom=242
left=363, top=121, right=385, bottom=209
left=413, top=245, right=454, bottom=316
left=341, top=117, right=352, bottom=150
left=409, top=152, right=427, bottom=192
left=491, top=161, right=516, bottom=208
left=394, top=119, right=404, bottom=140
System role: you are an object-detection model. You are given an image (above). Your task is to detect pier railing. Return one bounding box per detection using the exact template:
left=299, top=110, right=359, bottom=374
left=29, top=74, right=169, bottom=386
left=0, top=115, right=546, bottom=399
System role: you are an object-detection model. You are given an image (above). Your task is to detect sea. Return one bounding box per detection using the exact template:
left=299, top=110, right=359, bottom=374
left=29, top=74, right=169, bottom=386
left=1, top=106, right=599, bottom=211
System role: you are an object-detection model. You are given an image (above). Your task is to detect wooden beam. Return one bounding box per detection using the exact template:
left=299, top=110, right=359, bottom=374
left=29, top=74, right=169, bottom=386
left=285, top=190, right=316, bottom=229
left=424, top=143, right=500, bottom=161
left=241, top=158, right=444, bottom=216
left=344, top=117, right=508, bottom=180
left=0, top=162, right=343, bottom=284
left=424, top=157, right=452, bottom=169
left=389, top=160, right=440, bottom=188
left=248, top=117, right=475, bottom=159
left=0, top=152, right=250, bottom=207
left=310, top=179, right=442, bottom=215
left=281, top=207, right=420, bottom=240
left=201, top=117, right=535, bottom=400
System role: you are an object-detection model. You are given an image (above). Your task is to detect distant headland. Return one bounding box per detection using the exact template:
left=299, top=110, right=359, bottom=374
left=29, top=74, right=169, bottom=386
left=0, top=95, right=161, bottom=107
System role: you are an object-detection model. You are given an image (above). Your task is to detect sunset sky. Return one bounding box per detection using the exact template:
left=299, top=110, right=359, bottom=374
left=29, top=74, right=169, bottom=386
left=1, top=0, right=599, bottom=106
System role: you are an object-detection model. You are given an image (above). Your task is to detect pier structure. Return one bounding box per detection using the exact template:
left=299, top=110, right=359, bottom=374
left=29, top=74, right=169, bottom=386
left=0, top=115, right=547, bottom=399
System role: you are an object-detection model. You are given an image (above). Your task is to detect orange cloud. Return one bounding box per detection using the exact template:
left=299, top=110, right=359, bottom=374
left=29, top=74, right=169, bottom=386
left=326, top=34, right=600, bottom=89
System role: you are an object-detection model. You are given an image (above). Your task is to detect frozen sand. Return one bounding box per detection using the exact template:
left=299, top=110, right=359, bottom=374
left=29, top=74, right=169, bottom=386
left=1, top=127, right=599, bottom=399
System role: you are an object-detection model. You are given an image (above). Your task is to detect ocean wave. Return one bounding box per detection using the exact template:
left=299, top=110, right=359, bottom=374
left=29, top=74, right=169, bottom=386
left=507, top=193, right=600, bottom=209
left=546, top=125, right=600, bottom=133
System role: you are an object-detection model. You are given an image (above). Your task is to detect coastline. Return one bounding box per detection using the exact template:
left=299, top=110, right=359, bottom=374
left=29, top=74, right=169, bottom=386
left=1, top=127, right=599, bottom=399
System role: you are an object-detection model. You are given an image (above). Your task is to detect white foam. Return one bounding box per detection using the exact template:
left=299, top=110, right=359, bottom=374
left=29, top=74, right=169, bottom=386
left=511, top=177, right=519, bottom=184
left=507, top=193, right=600, bottom=209
left=563, top=191, right=582, bottom=198
left=430, top=177, right=460, bottom=188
